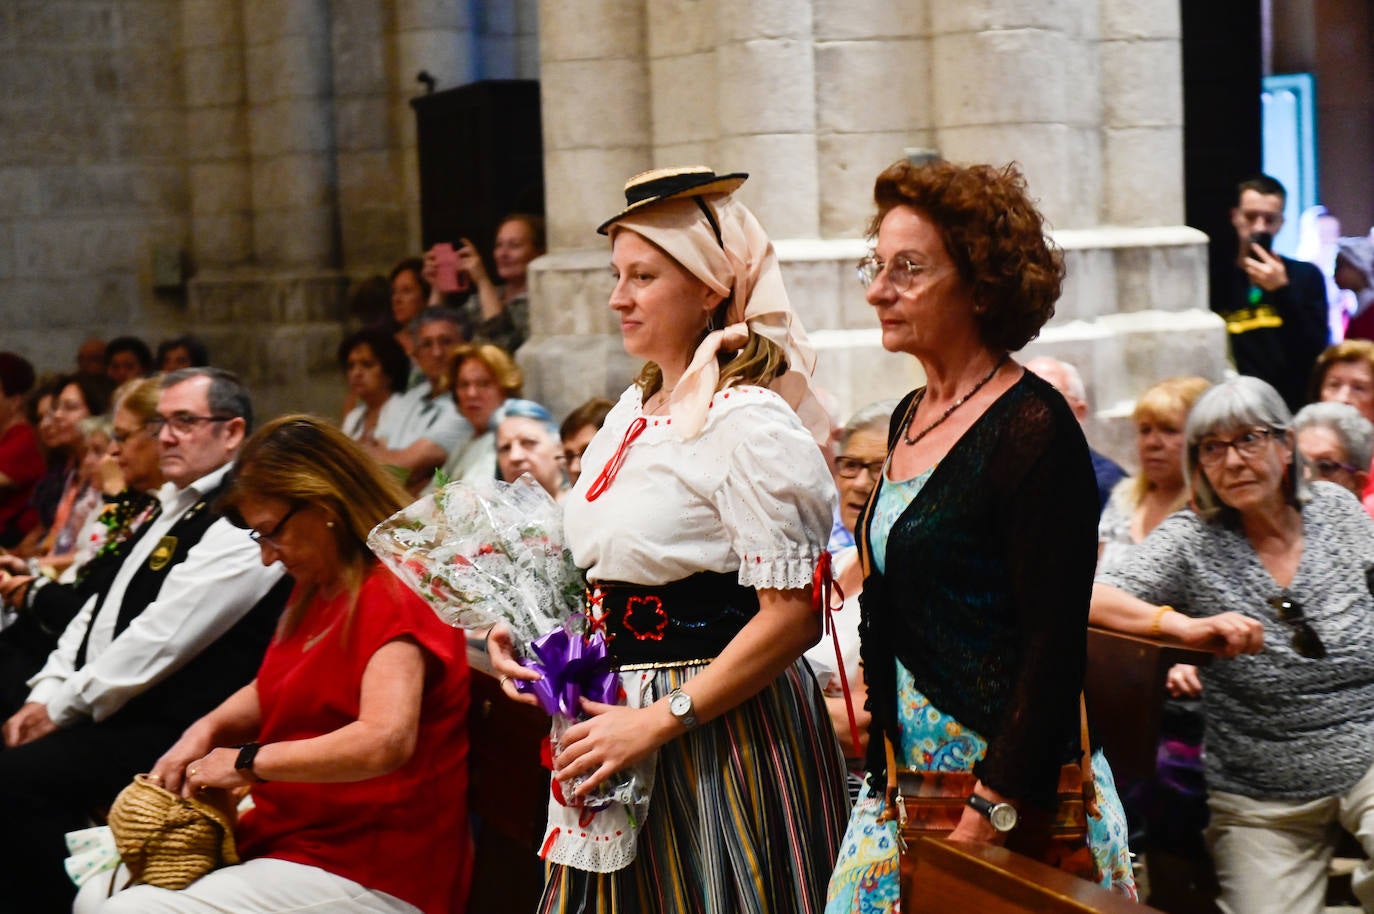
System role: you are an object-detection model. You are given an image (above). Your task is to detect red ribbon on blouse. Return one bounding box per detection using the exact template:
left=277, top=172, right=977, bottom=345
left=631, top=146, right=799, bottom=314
left=813, top=551, right=862, bottom=757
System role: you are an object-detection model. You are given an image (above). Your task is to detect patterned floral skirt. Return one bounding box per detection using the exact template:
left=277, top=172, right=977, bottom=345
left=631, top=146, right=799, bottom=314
left=825, top=662, right=1136, bottom=912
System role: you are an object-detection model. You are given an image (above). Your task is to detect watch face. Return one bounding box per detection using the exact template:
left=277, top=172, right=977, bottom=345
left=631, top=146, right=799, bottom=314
left=670, top=692, right=691, bottom=716
left=989, top=804, right=1018, bottom=832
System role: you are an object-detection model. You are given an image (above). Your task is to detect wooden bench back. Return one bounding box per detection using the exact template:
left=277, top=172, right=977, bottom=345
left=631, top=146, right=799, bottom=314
left=465, top=651, right=549, bottom=912
left=906, top=838, right=1162, bottom=913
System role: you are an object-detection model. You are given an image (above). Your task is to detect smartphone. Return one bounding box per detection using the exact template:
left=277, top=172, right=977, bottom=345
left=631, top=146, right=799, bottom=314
left=432, top=243, right=469, bottom=293
left=1248, top=231, right=1273, bottom=260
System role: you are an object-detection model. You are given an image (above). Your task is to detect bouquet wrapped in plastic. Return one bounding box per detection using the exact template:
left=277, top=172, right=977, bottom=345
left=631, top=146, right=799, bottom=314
left=368, top=476, right=649, bottom=819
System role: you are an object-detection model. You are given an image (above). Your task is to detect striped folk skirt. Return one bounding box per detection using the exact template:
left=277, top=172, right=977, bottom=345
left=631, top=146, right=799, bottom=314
left=539, top=659, right=850, bottom=914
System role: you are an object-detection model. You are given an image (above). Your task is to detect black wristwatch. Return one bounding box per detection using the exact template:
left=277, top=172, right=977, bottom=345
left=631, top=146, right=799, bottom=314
left=967, top=793, right=1018, bottom=832
left=235, top=742, right=268, bottom=783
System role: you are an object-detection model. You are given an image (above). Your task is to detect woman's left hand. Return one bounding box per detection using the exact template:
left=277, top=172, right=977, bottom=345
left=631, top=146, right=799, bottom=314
left=182, top=747, right=253, bottom=798
left=553, top=698, right=675, bottom=799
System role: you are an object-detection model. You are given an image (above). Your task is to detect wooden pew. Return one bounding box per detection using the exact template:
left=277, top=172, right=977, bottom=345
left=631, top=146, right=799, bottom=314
left=1084, top=627, right=1211, bottom=785
left=906, top=838, right=1164, bottom=913
left=465, top=647, right=550, bottom=913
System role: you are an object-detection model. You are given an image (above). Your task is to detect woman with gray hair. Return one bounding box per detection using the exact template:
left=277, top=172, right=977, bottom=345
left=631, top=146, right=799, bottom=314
left=1293, top=400, right=1373, bottom=510
left=1091, top=375, right=1374, bottom=914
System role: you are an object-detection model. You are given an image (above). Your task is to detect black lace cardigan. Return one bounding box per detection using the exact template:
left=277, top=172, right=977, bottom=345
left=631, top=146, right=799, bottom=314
left=857, top=371, right=1098, bottom=808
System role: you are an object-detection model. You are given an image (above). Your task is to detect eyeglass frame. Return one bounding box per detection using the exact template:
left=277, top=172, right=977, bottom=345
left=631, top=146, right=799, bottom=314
left=146, top=413, right=235, bottom=437
left=1266, top=593, right=1327, bottom=659
left=1195, top=426, right=1279, bottom=468
left=248, top=502, right=303, bottom=551
left=835, top=455, right=886, bottom=480
left=856, top=252, right=932, bottom=294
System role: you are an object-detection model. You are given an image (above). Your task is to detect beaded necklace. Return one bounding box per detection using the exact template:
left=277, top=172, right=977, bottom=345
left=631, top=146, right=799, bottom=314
left=902, top=354, right=1009, bottom=447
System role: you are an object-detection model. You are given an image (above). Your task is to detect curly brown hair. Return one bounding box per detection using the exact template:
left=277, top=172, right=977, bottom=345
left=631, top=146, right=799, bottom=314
left=869, top=160, right=1065, bottom=352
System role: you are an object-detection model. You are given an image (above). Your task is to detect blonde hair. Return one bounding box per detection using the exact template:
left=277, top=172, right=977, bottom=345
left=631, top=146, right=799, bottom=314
left=113, top=376, right=163, bottom=422
left=1130, top=376, right=1213, bottom=505
left=1310, top=339, right=1374, bottom=401
left=221, top=415, right=411, bottom=638
left=448, top=343, right=523, bottom=398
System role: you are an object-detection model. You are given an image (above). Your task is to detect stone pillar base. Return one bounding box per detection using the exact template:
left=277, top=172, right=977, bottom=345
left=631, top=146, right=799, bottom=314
left=187, top=270, right=351, bottom=422
left=525, top=228, right=1224, bottom=472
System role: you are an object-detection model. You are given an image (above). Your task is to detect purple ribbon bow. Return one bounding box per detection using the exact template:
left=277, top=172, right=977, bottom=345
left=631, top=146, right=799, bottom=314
left=515, top=624, right=618, bottom=717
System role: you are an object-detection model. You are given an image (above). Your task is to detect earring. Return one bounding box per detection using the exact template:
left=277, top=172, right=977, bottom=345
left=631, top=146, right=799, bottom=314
left=326, top=520, right=335, bottom=528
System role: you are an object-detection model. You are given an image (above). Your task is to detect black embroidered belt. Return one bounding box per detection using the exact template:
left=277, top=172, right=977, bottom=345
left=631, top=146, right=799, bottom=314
left=593, top=572, right=759, bottom=667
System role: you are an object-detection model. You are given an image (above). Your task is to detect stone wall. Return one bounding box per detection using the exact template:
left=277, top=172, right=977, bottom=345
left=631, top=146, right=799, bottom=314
left=524, top=0, right=1227, bottom=468
left=1, top=0, right=538, bottom=420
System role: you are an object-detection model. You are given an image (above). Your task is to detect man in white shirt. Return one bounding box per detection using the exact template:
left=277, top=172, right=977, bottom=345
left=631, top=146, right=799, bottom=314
left=0, top=367, right=291, bottom=911
left=361, top=307, right=473, bottom=491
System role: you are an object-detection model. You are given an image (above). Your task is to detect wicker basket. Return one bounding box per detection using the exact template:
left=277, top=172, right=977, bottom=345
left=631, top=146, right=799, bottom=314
left=107, top=774, right=239, bottom=889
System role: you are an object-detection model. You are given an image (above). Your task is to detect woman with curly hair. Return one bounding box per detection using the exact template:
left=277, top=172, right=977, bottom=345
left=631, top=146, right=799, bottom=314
left=826, top=160, right=1135, bottom=910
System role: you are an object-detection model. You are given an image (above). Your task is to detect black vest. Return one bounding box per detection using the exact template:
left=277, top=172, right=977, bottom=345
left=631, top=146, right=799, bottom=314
left=71, top=475, right=291, bottom=727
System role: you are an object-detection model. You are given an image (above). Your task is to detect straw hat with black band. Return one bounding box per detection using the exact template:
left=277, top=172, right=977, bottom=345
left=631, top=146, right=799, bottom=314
left=598, top=166, right=829, bottom=445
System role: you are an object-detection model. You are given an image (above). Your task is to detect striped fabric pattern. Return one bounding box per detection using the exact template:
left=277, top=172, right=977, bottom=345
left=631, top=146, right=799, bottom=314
left=539, top=660, right=849, bottom=913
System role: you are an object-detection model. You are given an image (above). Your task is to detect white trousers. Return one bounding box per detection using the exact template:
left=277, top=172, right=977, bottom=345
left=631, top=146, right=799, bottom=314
left=1206, top=758, right=1374, bottom=914
left=78, top=857, right=421, bottom=914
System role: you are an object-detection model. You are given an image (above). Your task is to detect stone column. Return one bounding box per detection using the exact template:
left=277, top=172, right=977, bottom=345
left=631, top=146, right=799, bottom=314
left=332, top=0, right=407, bottom=273
left=813, top=0, right=933, bottom=238
left=714, top=0, right=820, bottom=237
left=1099, top=0, right=1186, bottom=226
left=539, top=0, right=651, bottom=251
left=243, top=0, right=339, bottom=267
left=182, top=0, right=252, bottom=267
left=930, top=5, right=1103, bottom=229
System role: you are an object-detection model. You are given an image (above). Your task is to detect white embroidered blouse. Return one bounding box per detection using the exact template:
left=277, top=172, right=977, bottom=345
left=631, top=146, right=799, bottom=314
left=564, top=384, right=835, bottom=591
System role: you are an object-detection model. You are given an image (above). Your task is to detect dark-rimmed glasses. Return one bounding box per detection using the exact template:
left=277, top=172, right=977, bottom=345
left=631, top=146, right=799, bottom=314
left=856, top=254, right=929, bottom=293
left=1266, top=594, right=1327, bottom=659
left=249, top=503, right=302, bottom=551
left=147, top=413, right=234, bottom=437
left=836, top=456, right=886, bottom=479
left=1196, top=427, right=1276, bottom=467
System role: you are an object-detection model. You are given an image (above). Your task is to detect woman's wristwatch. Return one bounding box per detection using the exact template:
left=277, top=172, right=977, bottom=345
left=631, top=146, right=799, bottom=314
left=235, top=742, right=268, bottom=783
left=966, top=793, right=1018, bottom=832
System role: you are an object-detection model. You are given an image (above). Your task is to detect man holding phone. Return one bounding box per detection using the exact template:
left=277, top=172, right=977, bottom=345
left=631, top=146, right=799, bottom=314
left=1215, top=174, right=1329, bottom=411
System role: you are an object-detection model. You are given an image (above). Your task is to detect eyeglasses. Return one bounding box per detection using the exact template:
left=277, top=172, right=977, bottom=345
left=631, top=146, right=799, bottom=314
left=111, top=423, right=151, bottom=444
left=835, top=455, right=886, bottom=479
left=147, top=413, right=233, bottom=437
left=1266, top=594, right=1326, bottom=659
left=1196, top=427, right=1275, bottom=467
left=856, top=253, right=929, bottom=293
left=1308, top=457, right=1361, bottom=480
left=249, top=503, right=302, bottom=551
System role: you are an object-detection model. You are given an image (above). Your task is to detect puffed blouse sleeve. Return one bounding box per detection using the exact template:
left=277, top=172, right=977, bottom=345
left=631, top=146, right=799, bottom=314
left=709, top=397, right=836, bottom=591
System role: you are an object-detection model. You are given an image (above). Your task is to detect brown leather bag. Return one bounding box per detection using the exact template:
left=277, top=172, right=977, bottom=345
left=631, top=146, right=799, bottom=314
left=877, top=700, right=1099, bottom=894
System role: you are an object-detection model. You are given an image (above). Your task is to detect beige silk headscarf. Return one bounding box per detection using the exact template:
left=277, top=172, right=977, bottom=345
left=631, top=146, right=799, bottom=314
left=608, top=194, right=829, bottom=444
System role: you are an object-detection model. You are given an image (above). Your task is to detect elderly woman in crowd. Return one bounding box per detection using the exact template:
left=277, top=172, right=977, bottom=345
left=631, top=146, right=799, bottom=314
left=1092, top=376, right=1374, bottom=914
left=1293, top=401, right=1372, bottom=501
left=1098, top=376, right=1212, bottom=574
left=827, top=160, right=1135, bottom=910
left=490, top=167, right=847, bottom=911
left=1308, top=339, right=1374, bottom=514
left=0, top=378, right=164, bottom=708
left=558, top=397, right=614, bottom=486
left=338, top=328, right=411, bottom=446
left=803, top=400, right=897, bottom=801
left=94, top=415, right=471, bottom=914
left=495, top=398, right=567, bottom=499
left=441, top=343, right=522, bottom=484
left=0, top=353, right=44, bottom=548
left=1335, top=236, right=1374, bottom=342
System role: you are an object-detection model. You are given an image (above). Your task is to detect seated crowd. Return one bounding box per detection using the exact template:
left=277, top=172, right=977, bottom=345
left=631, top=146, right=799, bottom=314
left=6, top=206, right=1374, bottom=914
